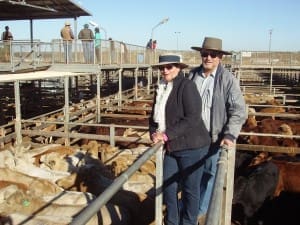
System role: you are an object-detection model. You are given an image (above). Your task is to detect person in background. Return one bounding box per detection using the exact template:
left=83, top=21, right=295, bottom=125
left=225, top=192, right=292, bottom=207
left=120, top=41, right=128, bottom=64
left=94, top=27, right=101, bottom=63
left=146, top=38, right=153, bottom=64
left=149, top=54, right=211, bottom=225
left=78, top=23, right=94, bottom=63
left=1, top=26, right=13, bottom=61
left=60, top=21, right=74, bottom=63
left=152, top=40, right=157, bottom=49
left=108, top=37, right=116, bottom=64
left=189, top=37, right=246, bottom=224
left=146, top=38, right=152, bottom=49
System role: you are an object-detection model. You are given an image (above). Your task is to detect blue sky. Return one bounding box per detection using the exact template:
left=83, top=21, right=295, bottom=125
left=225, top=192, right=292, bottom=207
left=2, top=0, right=300, bottom=51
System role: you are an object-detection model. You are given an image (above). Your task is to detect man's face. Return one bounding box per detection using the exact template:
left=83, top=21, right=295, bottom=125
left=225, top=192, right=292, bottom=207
left=200, top=50, right=222, bottom=74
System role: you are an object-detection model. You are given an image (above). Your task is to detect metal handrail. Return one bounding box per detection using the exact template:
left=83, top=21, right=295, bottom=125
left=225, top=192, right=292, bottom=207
left=70, top=141, right=164, bottom=225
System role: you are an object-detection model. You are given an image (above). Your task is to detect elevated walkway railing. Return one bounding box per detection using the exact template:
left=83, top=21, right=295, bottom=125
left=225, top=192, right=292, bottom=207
left=3, top=39, right=300, bottom=73
left=0, top=39, right=202, bottom=72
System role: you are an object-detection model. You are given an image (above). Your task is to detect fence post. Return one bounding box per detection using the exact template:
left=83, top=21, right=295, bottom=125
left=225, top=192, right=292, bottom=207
left=155, top=145, right=164, bottom=225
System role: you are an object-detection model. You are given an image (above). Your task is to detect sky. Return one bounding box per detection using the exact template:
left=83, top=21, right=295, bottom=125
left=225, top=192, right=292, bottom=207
left=2, top=0, right=300, bottom=52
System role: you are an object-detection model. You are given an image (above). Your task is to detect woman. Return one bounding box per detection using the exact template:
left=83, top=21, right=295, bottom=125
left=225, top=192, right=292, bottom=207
left=149, top=54, right=211, bottom=225
left=94, top=27, right=101, bottom=63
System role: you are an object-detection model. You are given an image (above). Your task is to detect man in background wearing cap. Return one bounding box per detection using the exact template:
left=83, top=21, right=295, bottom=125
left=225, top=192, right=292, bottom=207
left=78, top=24, right=94, bottom=63
left=60, top=21, right=74, bottom=63
left=149, top=54, right=211, bottom=225
left=189, top=37, right=246, bottom=224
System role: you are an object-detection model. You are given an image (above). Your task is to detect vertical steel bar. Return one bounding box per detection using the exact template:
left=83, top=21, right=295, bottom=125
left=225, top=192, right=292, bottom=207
left=64, top=76, right=70, bottom=146
left=147, top=67, right=151, bottom=95
left=96, top=72, right=101, bottom=123
left=118, top=69, right=122, bottom=107
left=109, top=124, right=115, bottom=147
left=134, top=67, right=138, bottom=100
left=14, top=80, right=22, bottom=148
left=223, top=146, right=235, bottom=225
left=155, top=145, right=164, bottom=225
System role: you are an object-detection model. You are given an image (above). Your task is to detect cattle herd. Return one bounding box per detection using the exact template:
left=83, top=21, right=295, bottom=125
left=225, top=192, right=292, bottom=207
left=0, top=78, right=300, bottom=225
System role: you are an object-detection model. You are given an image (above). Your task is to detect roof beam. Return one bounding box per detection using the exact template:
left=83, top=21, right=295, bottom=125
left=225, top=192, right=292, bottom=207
left=5, top=0, right=57, bottom=12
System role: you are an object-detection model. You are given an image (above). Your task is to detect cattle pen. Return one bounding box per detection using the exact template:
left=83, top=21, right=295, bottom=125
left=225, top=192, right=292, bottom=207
left=1, top=42, right=300, bottom=225
left=0, top=61, right=237, bottom=225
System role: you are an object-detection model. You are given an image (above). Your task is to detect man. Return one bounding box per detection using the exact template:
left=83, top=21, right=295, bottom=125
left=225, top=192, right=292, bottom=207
left=146, top=38, right=152, bottom=49
left=78, top=24, right=94, bottom=63
left=189, top=37, right=246, bottom=224
left=1, top=26, right=13, bottom=61
left=60, top=21, right=74, bottom=63
left=146, top=38, right=153, bottom=64
left=108, top=37, right=116, bottom=64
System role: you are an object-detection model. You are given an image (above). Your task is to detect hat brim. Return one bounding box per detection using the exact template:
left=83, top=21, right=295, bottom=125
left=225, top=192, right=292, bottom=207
left=151, top=61, right=188, bottom=69
left=191, top=46, right=232, bottom=55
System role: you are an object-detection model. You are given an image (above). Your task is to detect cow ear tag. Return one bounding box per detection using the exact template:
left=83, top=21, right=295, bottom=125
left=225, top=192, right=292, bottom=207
left=22, top=199, right=30, bottom=207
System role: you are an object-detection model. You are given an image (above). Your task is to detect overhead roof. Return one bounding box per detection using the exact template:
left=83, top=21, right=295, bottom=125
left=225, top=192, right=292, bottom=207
left=0, top=0, right=92, bottom=21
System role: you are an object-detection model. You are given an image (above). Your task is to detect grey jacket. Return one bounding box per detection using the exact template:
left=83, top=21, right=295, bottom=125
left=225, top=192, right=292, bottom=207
left=189, top=64, right=246, bottom=144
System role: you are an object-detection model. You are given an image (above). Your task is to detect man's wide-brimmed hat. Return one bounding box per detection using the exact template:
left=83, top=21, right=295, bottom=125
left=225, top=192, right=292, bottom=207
left=65, top=21, right=71, bottom=26
left=191, top=37, right=232, bottom=55
left=151, top=54, right=188, bottom=69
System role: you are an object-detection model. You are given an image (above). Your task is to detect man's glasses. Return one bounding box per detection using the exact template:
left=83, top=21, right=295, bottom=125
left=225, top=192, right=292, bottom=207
left=200, top=51, right=219, bottom=58
left=159, top=64, right=174, bottom=71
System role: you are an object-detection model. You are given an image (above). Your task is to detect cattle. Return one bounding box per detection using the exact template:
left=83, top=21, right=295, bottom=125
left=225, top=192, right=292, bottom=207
left=272, top=160, right=300, bottom=197
left=289, top=122, right=300, bottom=135
left=37, top=141, right=105, bottom=173
left=0, top=146, right=70, bottom=183
left=260, top=118, right=300, bottom=137
left=243, top=116, right=257, bottom=132
left=248, top=151, right=271, bottom=167
left=247, top=133, right=279, bottom=146
left=233, top=150, right=300, bottom=225
left=0, top=168, right=63, bottom=196
left=0, top=142, right=155, bottom=225
left=277, top=124, right=299, bottom=154
left=121, top=101, right=152, bottom=115
left=0, top=127, right=6, bottom=149
left=232, top=160, right=280, bottom=225
left=56, top=162, right=155, bottom=225
left=259, top=106, right=285, bottom=114
left=0, top=183, right=129, bottom=225
left=241, top=118, right=299, bottom=153
left=243, top=94, right=275, bottom=104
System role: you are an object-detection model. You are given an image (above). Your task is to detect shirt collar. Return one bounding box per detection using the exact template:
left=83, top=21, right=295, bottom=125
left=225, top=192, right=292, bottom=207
left=200, top=68, right=217, bottom=78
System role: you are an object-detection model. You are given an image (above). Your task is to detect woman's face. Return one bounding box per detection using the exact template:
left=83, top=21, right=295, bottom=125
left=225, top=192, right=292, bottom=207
left=159, top=64, right=180, bottom=82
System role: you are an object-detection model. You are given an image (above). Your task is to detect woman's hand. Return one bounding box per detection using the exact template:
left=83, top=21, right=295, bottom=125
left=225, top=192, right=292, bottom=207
left=151, top=131, right=168, bottom=143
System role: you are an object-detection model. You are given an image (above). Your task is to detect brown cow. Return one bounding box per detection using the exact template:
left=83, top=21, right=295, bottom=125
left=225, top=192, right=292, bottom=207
left=272, top=160, right=300, bottom=197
